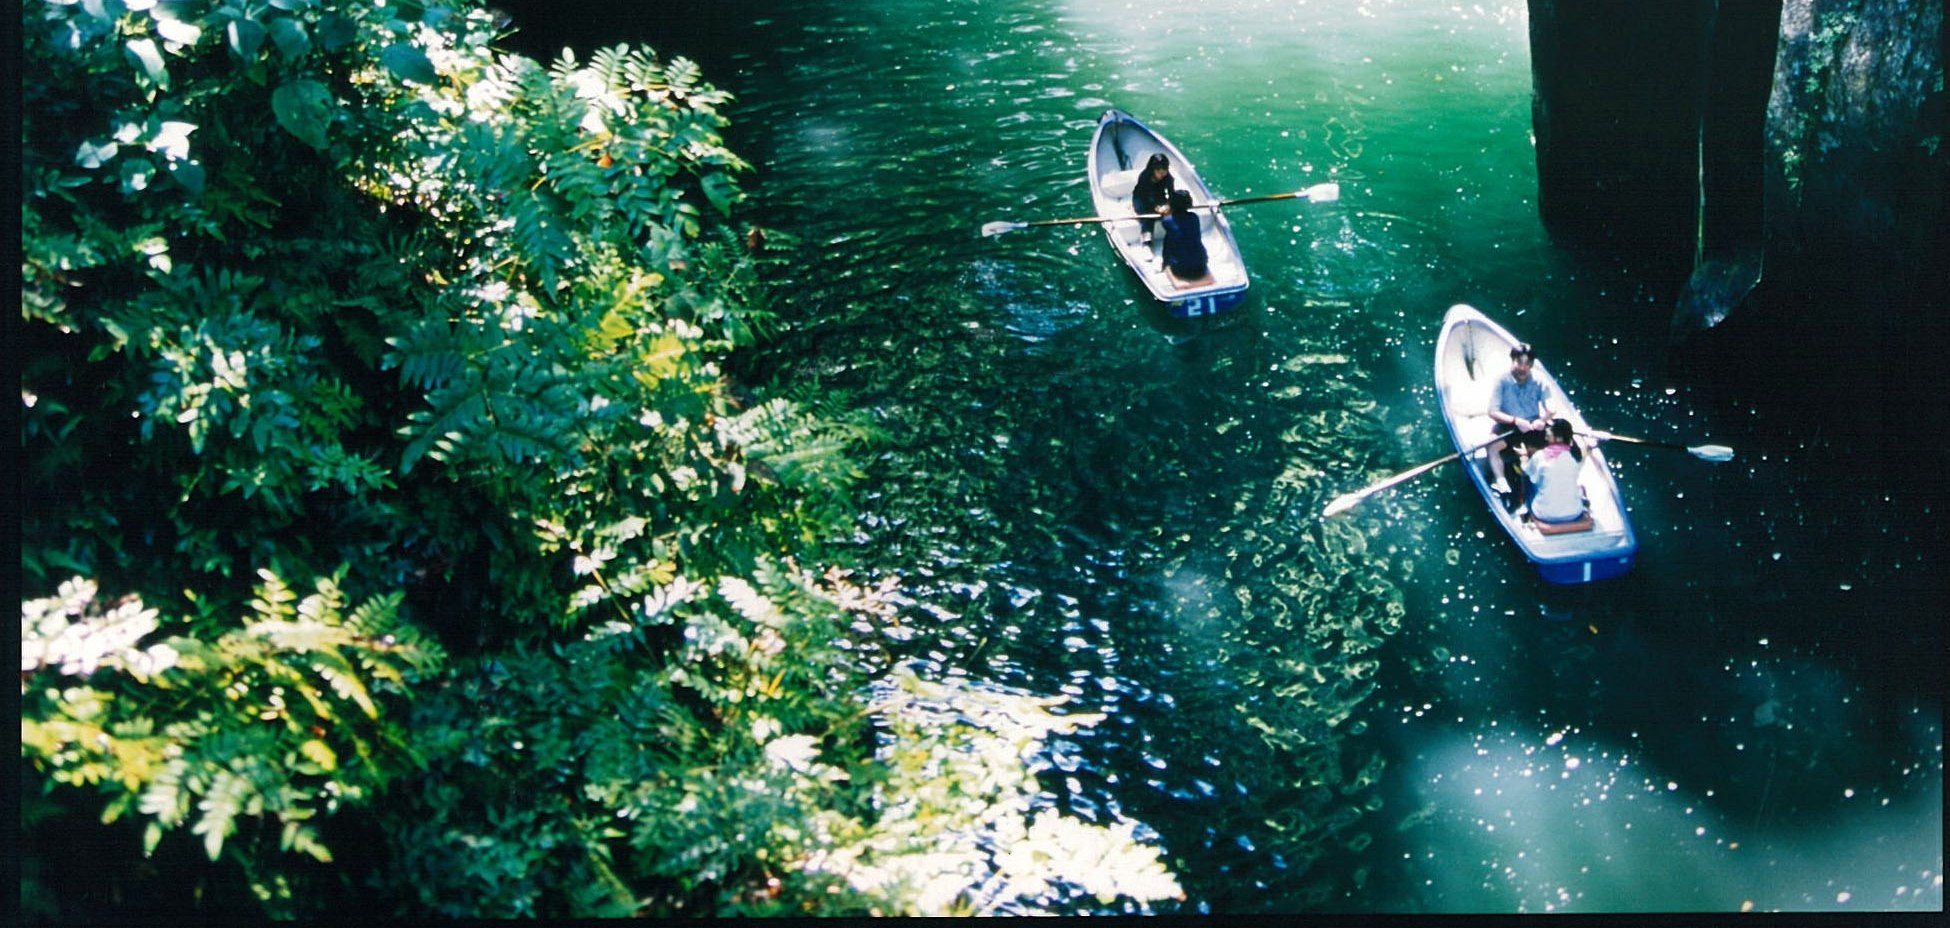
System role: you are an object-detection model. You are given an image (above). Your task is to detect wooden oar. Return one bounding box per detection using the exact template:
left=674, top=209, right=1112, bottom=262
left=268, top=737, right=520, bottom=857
left=1322, top=433, right=1502, bottom=518
left=1583, top=429, right=1734, bottom=462
left=980, top=182, right=1340, bottom=237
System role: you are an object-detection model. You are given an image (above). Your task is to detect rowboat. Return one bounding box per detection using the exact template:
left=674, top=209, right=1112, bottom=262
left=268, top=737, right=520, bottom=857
left=1433, top=304, right=1638, bottom=584
left=1087, top=109, right=1249, bottom=319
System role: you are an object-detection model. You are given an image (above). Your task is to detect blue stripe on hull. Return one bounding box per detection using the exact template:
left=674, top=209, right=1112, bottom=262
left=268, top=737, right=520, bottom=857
left=1167, top=288, right=1248, bottom=318
left=1536, top=554, right=1636, bottom=585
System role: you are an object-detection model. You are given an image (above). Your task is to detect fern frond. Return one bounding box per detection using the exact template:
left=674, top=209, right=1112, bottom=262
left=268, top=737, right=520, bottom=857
left=383, top=320, right=469, bottom=391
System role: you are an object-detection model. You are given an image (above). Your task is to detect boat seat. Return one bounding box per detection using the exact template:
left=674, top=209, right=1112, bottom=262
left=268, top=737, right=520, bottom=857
left=1447, top=375, right=1495, bottom=418
left=1168, top=267, right=1217, bottom=289
left=1447, top=377, right=1499, bottom=452
left=1205, top=251, right=1241, bottom=283
left=1527, top=513, right=1594, bottom=535
left=1100, top=168, right=1143, bottom=195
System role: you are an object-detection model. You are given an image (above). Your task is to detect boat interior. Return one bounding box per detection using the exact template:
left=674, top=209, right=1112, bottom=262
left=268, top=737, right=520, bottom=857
left=1096, top=165, right=1247, bottom=293
left=1437, top=340, right=1631, bottom=548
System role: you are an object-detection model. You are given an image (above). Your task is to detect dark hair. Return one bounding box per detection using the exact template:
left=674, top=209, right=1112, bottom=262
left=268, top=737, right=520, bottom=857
left=1509, top=343, right=1537, bottom=362
left=1167, top=189, right=1195, bottom=212
left=1146, top=153, right=1170, bottom=173
left=1548, top=418, right=1574, bottom=443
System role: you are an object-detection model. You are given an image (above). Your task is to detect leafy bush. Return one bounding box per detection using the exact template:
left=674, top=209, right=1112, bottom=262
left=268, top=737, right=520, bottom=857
left=19, top=0, right=1185, bottom=918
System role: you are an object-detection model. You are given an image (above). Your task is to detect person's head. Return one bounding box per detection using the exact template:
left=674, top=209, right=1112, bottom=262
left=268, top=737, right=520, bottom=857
left=1167, top=189, right=1195, bottom=214
left=1146, top=153, right=1170, bottom=179
left=1509, top=343, right=1536, bottom=380
left=1548, top=418, right=1574, bottom=445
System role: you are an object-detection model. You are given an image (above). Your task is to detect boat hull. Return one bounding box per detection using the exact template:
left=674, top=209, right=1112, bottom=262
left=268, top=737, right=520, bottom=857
left=1088, top=110, right=1249, bottom=319
left=1433, top=304, right=1638, bottom=584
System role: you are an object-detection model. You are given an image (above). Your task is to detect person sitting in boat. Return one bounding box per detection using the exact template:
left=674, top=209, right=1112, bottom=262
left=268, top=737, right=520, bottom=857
left=1520, top=418, right=1586, bottom=526
left=1486, top=342, right=1554, bottom=501
left=1158, top=189, right=1209, bottom=284
left=1131, top=153, right=1173, bottom=246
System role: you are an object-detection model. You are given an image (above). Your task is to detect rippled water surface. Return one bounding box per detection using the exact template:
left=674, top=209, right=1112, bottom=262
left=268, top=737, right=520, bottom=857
left=513, top=0, right=1940, bottom=914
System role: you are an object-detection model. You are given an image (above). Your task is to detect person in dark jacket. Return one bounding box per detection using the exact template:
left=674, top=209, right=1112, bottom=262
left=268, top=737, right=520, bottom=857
left=1158, top=189, right=1208, bottom=281
left=1130, top=153, right=1173, bottom=245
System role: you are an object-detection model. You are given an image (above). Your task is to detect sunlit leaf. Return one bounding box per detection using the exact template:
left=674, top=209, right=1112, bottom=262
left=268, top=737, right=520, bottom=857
left=149, top=120, right=196, bottom=161
left=299, top=739, right=337, bottom=771
left=124, top=38, right=167, bottom=88
left=152, top=13, right=201, bottom=47
left=74, top=139, right=119, bottom=169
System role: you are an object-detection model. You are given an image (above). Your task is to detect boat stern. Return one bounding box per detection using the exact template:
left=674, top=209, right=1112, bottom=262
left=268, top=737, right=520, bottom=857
left=1167, top=284, right=1249, bottom=318
left=1537, top=550, right=1637, bottom=585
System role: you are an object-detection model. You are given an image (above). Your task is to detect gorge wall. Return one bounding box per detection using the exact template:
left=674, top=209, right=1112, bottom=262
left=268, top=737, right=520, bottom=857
left=1527, top=0, right=1944, bottom=337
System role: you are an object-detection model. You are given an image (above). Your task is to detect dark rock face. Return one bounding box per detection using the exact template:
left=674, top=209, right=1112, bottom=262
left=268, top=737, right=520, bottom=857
left=1526, top=0, right=1715, bottom=274
left=1764, top=0, right=1944, bottom=300
left=1527, top=0, right=1943, bottom=337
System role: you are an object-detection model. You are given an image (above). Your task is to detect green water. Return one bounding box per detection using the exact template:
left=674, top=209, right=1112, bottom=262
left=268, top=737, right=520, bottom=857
left=510, top=0, right=1940, bottom=914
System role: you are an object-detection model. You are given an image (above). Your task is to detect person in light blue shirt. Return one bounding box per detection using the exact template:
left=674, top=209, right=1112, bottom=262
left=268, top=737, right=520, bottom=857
left=1486, top=343, right=1554, bottom=500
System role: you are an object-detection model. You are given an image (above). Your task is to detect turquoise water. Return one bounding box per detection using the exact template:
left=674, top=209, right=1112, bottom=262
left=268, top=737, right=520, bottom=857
left=508, top=0, right=1940, bottom=914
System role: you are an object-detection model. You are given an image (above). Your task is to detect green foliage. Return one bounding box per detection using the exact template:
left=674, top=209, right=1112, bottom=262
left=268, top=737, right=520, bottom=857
left=375, top=560, right=878, bottom=917
left=378, top=569, right=1182, bottom=918
left=19, top=0, right=1184, bottom=918
left=21, top=571, right=441, bottom=871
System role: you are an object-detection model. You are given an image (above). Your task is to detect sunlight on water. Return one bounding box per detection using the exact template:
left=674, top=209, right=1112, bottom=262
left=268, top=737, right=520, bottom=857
left=1402, top=723, right=1943, bottom=912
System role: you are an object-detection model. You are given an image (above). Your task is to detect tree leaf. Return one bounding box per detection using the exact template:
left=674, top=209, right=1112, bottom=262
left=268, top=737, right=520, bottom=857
left=700, top=171, right=741, bottom=217
left=270, top=79, right=334, bottom=151
left=124, top=38, right=168, bottom=88
left=380, top=44, right=438, bottom=85
left=152, top=12, right=202, bottom=47
left=226, top=19, right=267, bottom=62
left=168, top=160, right=206, bottom=196
left=316, top=13, right=356, bottom=52
left=150, top=120, right=197, bottom=161
left=269, top=18, right=311, bottom=61
left=119, top=156, right=158, bottom=194
left=299, top=739, right=338, bottom=772
left=75, top=139, right=120, bottom=169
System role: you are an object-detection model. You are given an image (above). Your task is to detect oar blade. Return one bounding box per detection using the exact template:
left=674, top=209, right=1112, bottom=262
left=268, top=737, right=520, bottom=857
left=980, top=221, right=1024, bottom=238
left=1303, top=182, right=1341, bottom=203
left=1688, top=444, right=1736, bottom=463
left=1321, top=493, right=1364, bottom=518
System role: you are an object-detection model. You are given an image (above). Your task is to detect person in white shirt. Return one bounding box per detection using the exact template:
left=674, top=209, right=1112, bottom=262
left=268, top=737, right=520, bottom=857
left=1521, top=419, right=1585, bottom=524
